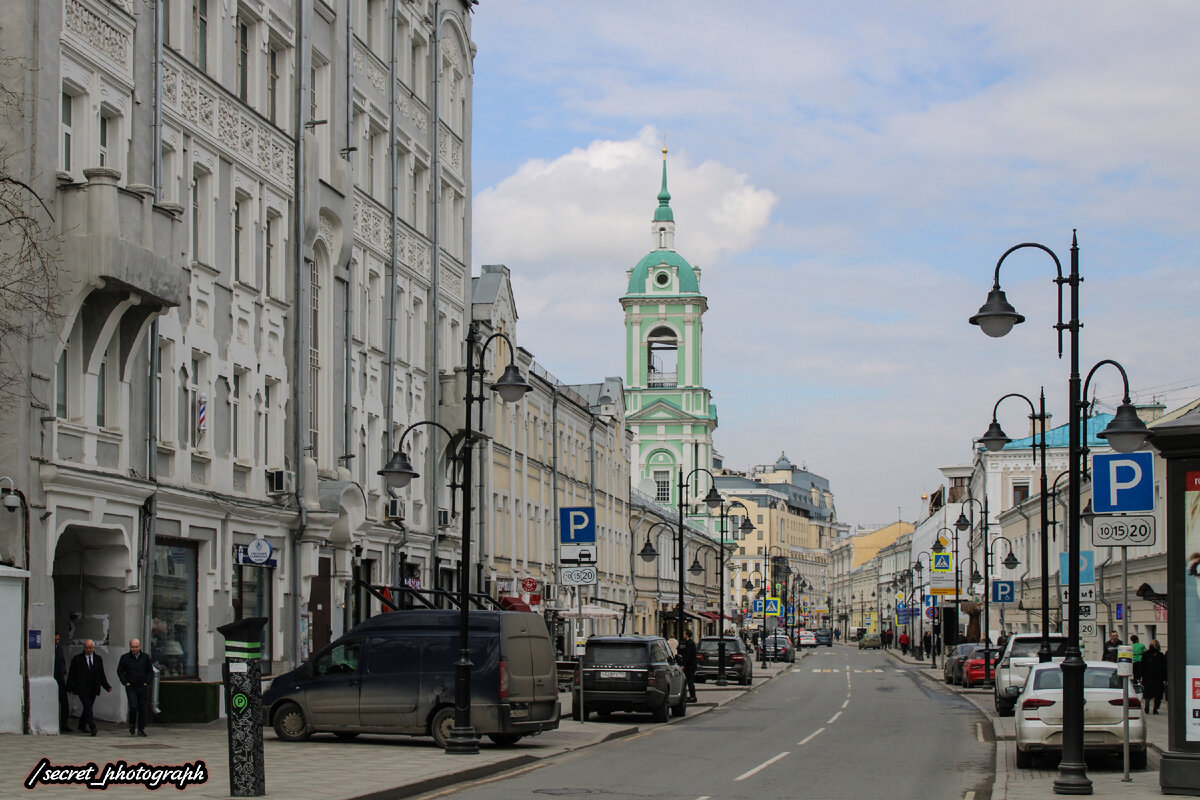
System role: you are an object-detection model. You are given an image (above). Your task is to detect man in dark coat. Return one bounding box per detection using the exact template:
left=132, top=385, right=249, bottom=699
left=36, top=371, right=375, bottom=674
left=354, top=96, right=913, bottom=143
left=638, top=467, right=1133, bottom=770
left=117, top=638, right=154, bottom=736
left=679, top=629, right=699, bottom=702
left=1141, top=639, right=1167, bottom=714
left=66, top=639, right=112, bottom=735
left=53, top=633, right=69, bottom=733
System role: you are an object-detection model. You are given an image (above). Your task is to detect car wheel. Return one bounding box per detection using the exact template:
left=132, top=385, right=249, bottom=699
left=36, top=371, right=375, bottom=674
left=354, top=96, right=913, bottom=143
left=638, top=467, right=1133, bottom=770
left=1015, top=747, right=1032, bottom=769
left=1131, top=748, right=1147, bottom=770
left=652, top=697, right=670, bottom=723
left=487, top=733, right=523, bottom=747
left=272, top=703, right=311, bottom=742
left=333, top=731, right=360, bottom=740
left=429, top=707, right=456, bottom=748
left=672, top=694, right=687, bottom=718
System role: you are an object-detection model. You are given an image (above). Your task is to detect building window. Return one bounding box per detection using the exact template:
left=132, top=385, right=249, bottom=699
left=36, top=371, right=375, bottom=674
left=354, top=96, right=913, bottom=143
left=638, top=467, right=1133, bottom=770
left=60, top=92, right=74, bottom=173
left=95, top=356, right=108, bottom=427
left=151, top=538, right=198, bottom=678
left=308, top=257, right=320, bottom=458
left=231, top=370, right=245, bottom=459
left=264, top=211, right=277, bottom=296
left=98, top=113, right=110, bottom=168
left=653, top=470, right=670, bottom=503
left=55, top=338, right=71, bottom=419
left=1013, top=482, right=1030, bottom=506
left=192, top=0, right=208, bottom=72
left=186, top=355, right=206, bottom=448
left=232, top=559, right=272, bottom=664
left=262, top=379, right=279, bottom=466
left=267, top=46, right=280, bottom=124
left=232, top=194, right=250, bottom=283
left=237, top=17, right=250, bottom=102
left=190, top=167, right=211, bottom=264
left=157, top=339, right=173, bottom=444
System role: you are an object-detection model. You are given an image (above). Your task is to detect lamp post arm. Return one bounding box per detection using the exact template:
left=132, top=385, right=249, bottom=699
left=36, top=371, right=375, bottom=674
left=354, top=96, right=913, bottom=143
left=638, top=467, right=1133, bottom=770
left=1081, top=358, right=1134, bottom=406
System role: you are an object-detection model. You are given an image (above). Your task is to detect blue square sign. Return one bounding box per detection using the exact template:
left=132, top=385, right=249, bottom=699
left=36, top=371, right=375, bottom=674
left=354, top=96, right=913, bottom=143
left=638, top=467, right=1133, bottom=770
left=559, top=507, right=596, bottom=544
left=1092, top=451, right=1154, bottom=513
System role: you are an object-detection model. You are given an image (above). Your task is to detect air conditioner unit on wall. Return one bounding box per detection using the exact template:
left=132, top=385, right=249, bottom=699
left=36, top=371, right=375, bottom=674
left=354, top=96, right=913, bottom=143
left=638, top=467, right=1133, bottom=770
left=386, top=498, right=405, bottom=520
left=266, top=469, right=296, bottom=495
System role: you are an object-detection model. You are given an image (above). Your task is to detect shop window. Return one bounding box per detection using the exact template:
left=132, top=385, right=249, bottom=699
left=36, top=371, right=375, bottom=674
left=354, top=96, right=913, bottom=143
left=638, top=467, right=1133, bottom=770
left=151, top=538, right=198, bottom=678
left=232, top=558, right=272, bottom=664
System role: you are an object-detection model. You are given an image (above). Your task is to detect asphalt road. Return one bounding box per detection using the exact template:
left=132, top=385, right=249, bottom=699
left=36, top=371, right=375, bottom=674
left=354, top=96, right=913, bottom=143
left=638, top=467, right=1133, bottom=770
left=418, top=645, right=995, bottom=800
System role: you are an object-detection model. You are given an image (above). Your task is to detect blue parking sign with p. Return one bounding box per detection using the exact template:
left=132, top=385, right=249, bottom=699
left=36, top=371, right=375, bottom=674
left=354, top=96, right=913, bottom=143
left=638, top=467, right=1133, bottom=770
left=1092, top=451, right=1154, bottom=513
left=560, top=507, right=596, bottom=543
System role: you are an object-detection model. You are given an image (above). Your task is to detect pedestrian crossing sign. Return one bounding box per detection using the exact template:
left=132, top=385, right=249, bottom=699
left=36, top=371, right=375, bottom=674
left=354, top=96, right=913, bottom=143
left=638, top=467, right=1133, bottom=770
left=932, top=553, right=952, bottom=572
left=765, top=597, right=781, bottom=616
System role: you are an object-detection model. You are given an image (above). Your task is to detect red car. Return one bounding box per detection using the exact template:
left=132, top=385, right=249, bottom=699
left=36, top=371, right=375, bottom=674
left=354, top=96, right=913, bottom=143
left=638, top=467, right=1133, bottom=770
left=962, top=647, right=1001, bottom=688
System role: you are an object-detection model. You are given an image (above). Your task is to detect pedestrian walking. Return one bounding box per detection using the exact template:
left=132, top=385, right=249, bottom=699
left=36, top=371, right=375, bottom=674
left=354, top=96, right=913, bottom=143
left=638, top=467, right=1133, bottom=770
left=666, top=635, right=678, bottom=657
left=898, top=631, right=910, bottom=656
left=1141, top=639, right=1166, bottom=714
left=996, top=629, right=1010, bottom=652
left=117, top=638, right=154, bottom=736
left=1102, top=631, right=1122, bottom=662
left=680, top=629, right=698, bottom=702
left=921, top=631, right=932, bottom=659
left=833, top=628, right=841, bottom=642
left=1130, top=634, right=1146, bottom=685
left=66, top=639, right=111, bottom=735
left=54, top=633, right=69, bottom=733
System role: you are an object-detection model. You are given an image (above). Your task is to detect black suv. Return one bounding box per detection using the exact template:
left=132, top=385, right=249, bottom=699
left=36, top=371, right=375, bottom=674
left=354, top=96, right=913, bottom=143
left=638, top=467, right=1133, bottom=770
left=572, top=636, right=686, bottom=722
left=695, top=636, right=754, bottom=685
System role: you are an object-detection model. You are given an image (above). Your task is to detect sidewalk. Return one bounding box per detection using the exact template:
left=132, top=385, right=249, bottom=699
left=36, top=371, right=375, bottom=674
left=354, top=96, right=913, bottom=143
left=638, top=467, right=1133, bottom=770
left=879, top=642, right=1168, bottom=799
left=1, top=660, right=796, bottom=799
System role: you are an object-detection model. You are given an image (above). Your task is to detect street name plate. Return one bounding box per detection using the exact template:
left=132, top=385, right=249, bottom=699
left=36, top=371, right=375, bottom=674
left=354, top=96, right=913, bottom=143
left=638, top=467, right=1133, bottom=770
left=560, top=565, right=598, bottom=586
left=1091, top=514, right=1156, bottom=547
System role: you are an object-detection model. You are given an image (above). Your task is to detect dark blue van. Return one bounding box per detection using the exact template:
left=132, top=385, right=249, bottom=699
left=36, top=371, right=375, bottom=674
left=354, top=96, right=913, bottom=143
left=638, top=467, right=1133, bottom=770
left=263, top=610, right=560, bottom=747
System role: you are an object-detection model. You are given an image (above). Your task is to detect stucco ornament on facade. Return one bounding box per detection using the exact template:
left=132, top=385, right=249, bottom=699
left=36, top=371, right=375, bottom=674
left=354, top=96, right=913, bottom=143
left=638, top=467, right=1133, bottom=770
left=353, top=45, right=387, bottom=94
left=64, top=0, right=131, bottom=73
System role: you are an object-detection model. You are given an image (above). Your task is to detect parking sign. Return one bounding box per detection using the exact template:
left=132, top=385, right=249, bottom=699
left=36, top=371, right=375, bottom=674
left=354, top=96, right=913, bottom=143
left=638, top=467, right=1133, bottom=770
left=1092, top=451, right=1154, bottom=513
left=559, top=507, right=596, bottom=543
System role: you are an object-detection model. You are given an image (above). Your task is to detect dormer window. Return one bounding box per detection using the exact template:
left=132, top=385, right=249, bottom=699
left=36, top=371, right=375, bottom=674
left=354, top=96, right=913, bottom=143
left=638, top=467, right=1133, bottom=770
left=654, top=271, right=670, bottom=287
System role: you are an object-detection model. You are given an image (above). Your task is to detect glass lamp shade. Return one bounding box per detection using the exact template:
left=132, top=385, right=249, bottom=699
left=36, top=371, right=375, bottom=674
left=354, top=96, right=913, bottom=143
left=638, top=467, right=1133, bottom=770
left=688, top=557, right=705, bottom=576
left=971, top=569, right=982, bottom=584
left=1002, top=552, right=1020, bottom=570
left=979, top=420, right=1011, bottom=452
left=492, top=363, right=533, bottom=403
left=739, top=518, right=755, bottom=535
left=638, top=539, right=659, bottom=563
left=955, top=512, right=971, bottom=532
left=703, top=485, right=724, bottom=509
left=378, top=450, right=418, bottom=489
left=1098, top=402, right=1152, bottom=453
left=969, top=288, right=1026, bottom=338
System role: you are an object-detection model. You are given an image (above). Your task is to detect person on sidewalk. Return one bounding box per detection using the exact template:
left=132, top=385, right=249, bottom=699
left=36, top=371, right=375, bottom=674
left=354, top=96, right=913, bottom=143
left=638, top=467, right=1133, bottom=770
left=54, top=633, right=69, bottom=733
left=66, top=639, right=111, bottom=735
left=1102, top=631, right=1122, bottom=661
left=1130, top=634, right=1146, bottom=686
left=921, top=631, right=932, bottom=659
left=1141, top=639, right=1166, bottom=714
left=117, top=638, right=154, bottom=736
left=679, top=629, right=699, bottom=702
left=898, top=631, right=910, bottom=656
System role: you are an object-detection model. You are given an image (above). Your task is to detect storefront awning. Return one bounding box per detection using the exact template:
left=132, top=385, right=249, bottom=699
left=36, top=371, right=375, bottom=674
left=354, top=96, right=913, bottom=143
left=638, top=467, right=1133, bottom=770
left=497, top=596, right=533, bottom=612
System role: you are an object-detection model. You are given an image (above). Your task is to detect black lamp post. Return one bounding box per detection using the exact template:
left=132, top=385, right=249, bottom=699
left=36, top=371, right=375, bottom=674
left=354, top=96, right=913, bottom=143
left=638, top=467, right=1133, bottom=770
left=677, top=468, right=723, bottom=646
left=743, top=572, right=767, bottom=667
left=970, top=235, right=1151, bottom=794
left=636, top=521, right=675, bottom=636
left=956, top=496, right=989, bottom=646
left=981, top=389, right=1053, bottom=663
left=931, top=525, right=959, bottom=644
left=704, top=503, right=753, bottom=685
left=378, top=321, right=531, bottom=755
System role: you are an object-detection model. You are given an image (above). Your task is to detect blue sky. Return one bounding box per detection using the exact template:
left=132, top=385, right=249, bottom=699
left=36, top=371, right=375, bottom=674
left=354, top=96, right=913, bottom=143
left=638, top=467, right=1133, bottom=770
left=469, top=1, right=1200, bottom=527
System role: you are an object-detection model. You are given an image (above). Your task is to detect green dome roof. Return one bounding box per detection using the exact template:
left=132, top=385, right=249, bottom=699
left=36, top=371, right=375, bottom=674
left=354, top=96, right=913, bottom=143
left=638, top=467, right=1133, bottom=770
left=626, top=250, right=700, bottom=295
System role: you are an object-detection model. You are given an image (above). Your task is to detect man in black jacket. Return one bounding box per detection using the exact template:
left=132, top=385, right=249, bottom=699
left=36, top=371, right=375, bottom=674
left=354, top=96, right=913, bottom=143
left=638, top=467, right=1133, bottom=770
left=680, top=629, right=699, bottom=702
left=117, top=639, right=154, bottom=736
left=66, top=639, right=112, bottom=735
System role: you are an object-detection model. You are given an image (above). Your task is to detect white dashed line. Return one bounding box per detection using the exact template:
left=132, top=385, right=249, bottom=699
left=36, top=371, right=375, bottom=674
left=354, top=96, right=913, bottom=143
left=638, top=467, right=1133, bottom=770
left=841, top=698, right=849, bottom=709
left=734, top=752, right=791, bottom=782
left=827, top=711, right=842, bottom=724
left=798, top=727, right=825, bottom=746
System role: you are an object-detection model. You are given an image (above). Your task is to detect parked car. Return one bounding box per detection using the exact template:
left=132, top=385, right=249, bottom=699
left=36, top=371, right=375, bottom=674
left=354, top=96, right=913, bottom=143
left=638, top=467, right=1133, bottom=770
left=814, top=628, right=833, bottom=647
left=761, top=634, right=796, bottom=662
left=994, top=633, right=1072, bottom=716
left=572, top=636, right=686, bottom=722
left=961, top=647, right=1001, bottom=688
left=695, top=636, right=753, bottom=685
left=943, top=643, right=978, bottom=685
left=263, top=609, right=560, bottom=747
left=858, top=632, right=881, bottom=649
left=1014, top=661, right=1146, bottom=769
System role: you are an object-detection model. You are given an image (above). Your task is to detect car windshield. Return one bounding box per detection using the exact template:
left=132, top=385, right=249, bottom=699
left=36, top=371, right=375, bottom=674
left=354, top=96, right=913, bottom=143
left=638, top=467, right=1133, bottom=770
left=585, top=643, right=649, bottom=666
left=1009, top=638, right=1070, bottom=658
left=699, top=639, right=741, bottom=653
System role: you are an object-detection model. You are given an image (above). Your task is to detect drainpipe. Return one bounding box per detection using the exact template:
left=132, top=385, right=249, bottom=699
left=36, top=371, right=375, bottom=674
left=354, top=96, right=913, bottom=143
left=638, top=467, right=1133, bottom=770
left=550, top=386, right=560, bottom=607
left=384, top=0, right=398, bottom=458
left=426, top=0, right=444, bottom=600
left=344, top=1, right=356, bottom=484
left=290, top=0, right=312, bottom=669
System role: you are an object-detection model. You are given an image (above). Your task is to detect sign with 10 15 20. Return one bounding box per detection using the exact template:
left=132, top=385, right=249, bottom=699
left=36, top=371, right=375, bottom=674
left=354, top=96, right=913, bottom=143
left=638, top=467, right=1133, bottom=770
left=560, top=565, right=597, bottom=586
left=1091, top=514, right=1155, bottom=547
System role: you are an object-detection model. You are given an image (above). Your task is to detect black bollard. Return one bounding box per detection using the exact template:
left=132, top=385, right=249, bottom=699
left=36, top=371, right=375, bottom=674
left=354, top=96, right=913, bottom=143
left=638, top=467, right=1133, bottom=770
left=217, top=618, right=268, bottom=797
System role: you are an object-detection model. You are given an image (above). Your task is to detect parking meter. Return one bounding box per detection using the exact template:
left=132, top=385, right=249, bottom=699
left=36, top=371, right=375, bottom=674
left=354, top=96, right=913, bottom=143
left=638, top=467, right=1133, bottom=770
left=217, top=618, right=268, bottom=797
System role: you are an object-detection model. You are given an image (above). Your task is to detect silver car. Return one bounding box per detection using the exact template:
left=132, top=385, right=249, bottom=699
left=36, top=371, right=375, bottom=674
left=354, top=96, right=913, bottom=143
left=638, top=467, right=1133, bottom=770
left=1013, top=661, right=1146, bottom=769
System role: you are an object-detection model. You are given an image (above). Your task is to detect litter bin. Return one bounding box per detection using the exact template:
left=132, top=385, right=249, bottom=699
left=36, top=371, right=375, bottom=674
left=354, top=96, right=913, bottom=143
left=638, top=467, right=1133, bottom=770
left=217, top=618, right=268, bottom=797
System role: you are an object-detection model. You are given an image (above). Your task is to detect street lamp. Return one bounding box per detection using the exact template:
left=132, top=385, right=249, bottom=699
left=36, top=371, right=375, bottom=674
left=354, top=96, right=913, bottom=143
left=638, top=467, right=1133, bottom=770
left=743, top=572, right=767, bottom=667
left=378, top=321, right=531, bottom=755
left=713, top=501, right=754, bottom=684
left=913, top=551, right=938, bottom=667
left=970, top=234, right=1150, bottom=794
left=955, top=498, right=988, bottom=644
left=981, top=389, right=1053, bottom=663
left=931, top=525, right=959, bottom=644
left=980, top=535, right=1020, bottom=682
left=676, top=468, right=723, bottom=646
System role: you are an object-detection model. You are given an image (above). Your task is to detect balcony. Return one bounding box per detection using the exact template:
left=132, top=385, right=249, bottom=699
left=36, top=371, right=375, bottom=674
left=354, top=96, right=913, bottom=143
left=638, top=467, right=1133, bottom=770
left=647, top=371, right=676, bottom=388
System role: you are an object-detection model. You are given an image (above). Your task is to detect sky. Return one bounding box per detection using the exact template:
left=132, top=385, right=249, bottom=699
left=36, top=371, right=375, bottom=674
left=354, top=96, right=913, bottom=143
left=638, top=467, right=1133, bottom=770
left=468, top=1, right=1200, bottom=529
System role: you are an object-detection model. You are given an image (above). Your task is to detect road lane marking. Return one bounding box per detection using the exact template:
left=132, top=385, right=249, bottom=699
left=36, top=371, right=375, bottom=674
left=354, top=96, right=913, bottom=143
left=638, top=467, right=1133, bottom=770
left=977, top=723, right=984, bottom=742
left=841, top=698, right=849, bottom=709
left=797, top=727, right=825, bottom=746
left=827, top=711, right=842, bottom=724
left=734, top=752, right=791, bottom=782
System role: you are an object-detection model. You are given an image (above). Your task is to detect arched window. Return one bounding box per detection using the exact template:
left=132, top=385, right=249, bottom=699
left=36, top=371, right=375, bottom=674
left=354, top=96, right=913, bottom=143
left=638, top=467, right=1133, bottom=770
left=646, top=326, right=677, bottom=388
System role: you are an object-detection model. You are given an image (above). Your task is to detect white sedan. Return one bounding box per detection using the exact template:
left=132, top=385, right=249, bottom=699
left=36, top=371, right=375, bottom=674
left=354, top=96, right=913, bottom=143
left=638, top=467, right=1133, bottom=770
left=797, top=631, right=817, bottom=648
left=1014, top=661, right=1146, bottom=769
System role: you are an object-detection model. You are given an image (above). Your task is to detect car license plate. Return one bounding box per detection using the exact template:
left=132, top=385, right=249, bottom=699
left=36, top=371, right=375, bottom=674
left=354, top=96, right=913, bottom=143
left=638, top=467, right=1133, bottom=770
left=510, top=708, right=529, bottom=719
left=599, top=670, right=624, bottom=678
